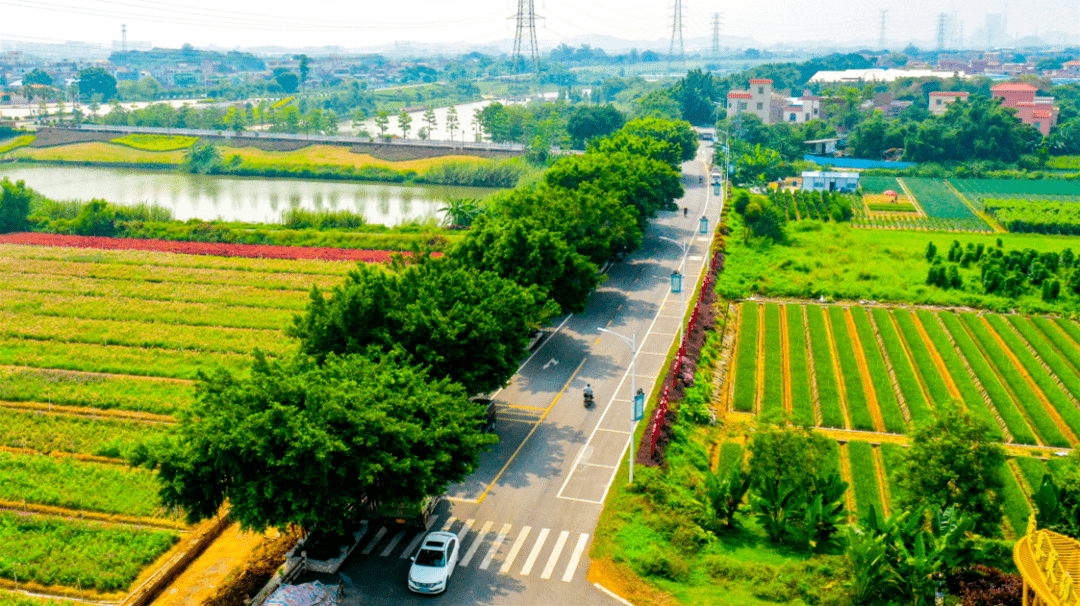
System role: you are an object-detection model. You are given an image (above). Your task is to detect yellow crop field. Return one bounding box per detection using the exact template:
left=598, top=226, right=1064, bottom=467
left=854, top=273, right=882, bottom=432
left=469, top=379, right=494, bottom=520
left=221, top=143, right=486, bottom=172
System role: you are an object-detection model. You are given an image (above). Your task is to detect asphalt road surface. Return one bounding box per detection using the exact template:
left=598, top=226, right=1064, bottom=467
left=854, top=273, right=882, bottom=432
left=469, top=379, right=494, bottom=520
left=305, top=139, right=723, bottom=605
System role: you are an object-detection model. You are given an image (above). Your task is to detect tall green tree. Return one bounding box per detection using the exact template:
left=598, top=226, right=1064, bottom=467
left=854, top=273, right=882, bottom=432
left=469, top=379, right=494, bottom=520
left=894, top=403, right=1006, bottom=535
left=77, top=67, right=118, bottom=100
left=0, top=178, right=32, bottom=234
left=288, top=255, right=557, bottom=395
left=566, top=104, right=625, bottom=148
left=452, top=214, right=601, bottom=315
left=22, top=68, right=52, bottom=87
left=591, top=117, right=698, bottom=169
left=374, top=110, right=390, bottom=138
left=398, top=111, right=412, bottom=138
left=135, top=352, right=497, bottom=533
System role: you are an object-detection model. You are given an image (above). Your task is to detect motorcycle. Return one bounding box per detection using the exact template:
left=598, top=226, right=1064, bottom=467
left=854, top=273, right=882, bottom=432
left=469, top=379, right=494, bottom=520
left=583, top=391, right=595, bottom=408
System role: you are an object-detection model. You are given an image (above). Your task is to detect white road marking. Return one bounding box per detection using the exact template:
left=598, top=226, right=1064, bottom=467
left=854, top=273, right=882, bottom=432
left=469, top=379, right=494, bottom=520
left=596, top=428, right=632, bottom=435
left=400, top=530, right=427, bottom=560
left=540, top=530, right=569, bottom=580
left=441, top=516, right=457, bottom=531
left=563, top=534, right=590, bottom=582
left=459, top=520, right=492, bottom=567
left=500, top=526, right=531, bottom=573
left=380, top=529, right=406, bottom=557
left=543, top=358, right=559, bottom=369
left=361, top=526, right=387, bottom=555
left=456, top=518, right=475, bottom=544
left=479, top=523, right=512, bottom=570
left=519, top=528, right=550, bottom=576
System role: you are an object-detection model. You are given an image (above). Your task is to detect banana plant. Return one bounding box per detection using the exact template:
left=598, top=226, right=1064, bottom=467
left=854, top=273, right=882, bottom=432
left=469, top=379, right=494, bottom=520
left=845, top=524, right=898, bottom=605
left=703, top=466, right=751, bottom=533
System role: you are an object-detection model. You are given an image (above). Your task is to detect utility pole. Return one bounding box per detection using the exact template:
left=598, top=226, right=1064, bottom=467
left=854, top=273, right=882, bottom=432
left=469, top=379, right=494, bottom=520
left=936, top=13, right=946, bottom=50
left=669, top=0, right=685, bottom=66
left=879, top=10, right=887, bottom=49
left=510, top=0, right=540, bottom=75
left=711, top=13, right=721, bottom=59
left=122, top=23, right=127, bottom=52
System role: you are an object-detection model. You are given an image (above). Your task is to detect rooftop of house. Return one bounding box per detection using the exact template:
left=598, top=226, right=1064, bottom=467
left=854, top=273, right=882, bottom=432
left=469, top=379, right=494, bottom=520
left=727, top=92, right=751, bottom=99
left=1033, top=109, right=1053, bottom=118
left=991, top=82, right=1038, bottom=92
left=748, top=78, right=773, bottom=84
left=929, top=91, right=970, bottom=96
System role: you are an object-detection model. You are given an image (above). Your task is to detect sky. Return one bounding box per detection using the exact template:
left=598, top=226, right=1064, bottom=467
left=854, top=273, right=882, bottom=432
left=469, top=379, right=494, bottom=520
left=1, top=0, right=1078, bottom=53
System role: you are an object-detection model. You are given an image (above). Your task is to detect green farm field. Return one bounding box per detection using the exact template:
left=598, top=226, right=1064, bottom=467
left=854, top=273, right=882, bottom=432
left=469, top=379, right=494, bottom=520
left=0, top=242, right=353, bottom=599
left=724, top=301, right=1080, bottom=451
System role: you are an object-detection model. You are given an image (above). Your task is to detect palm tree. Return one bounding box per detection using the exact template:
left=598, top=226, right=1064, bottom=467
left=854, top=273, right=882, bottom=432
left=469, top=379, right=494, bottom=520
left=439, top=198, right=481, bottom=228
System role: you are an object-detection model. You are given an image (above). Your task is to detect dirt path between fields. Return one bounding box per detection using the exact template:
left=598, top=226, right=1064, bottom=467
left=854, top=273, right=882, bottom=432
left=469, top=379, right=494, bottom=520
left=150, top=522, right=268, bottom=606
left=822, top=310, right=852, bottom=429
left=780, top=306, right=793, bottom=415
left=838, top=443, right=857, bottom=523
left=872, top=445, right=892, bottom=517
left=909, top=312, right=964, bottom=404
left=754, top=303, right=766, bottom=415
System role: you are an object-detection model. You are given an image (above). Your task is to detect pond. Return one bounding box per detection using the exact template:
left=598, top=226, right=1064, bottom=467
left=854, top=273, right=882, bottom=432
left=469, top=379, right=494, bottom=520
left=0, top=164, right=496, bottom=225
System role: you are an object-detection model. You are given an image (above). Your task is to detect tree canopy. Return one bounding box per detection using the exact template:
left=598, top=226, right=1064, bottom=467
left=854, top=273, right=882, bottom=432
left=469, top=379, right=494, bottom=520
left=566, top=104, right=625, bottom=148
left=894, top=403, right=1006, bottom=536
left=591, top=117, right=698, bottom=168
left=137, top=352, right=496, bottom=533
left=77, top=67, right=118, bottom=101
left=22, top=68, right=52, bottom=87
left=288, top=255, right=557, bottom=395
left=0, top=178, right=32, bottom=234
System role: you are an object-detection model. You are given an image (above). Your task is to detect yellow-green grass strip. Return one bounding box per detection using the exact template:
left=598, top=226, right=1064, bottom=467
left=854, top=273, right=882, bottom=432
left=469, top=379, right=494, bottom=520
left=850, top=307, right=906, bottom=434
left=806, top=305, right=845, bottom=428
left=732, top=302, right=759, bottom=413
left=1014, top=455, right=1050, bottom=490
left=879, top=442, right=905, bottom=502
left=4, top=141, right=186, bottom=164
left=716, top=441, right=743, bottom=475
left=871, top=307, right=932, bottom=423
left=0, top=408, right=163, bottom=459
left=109, top=134, right=198, bottom=151
left=0, top=290, right=293, bottom=331
left=0, top=272, right=311, bottom=310
left=0, top=244, right=354, bottom=277
left=998, top=461, right=1032, bottom=537
left=784, top=305, right=814, bottom=426
left=985, top=314, right=1080, bottom=440
left=0, top=510, right=179, bottom=592
left=915, top=310, right=1004, bottom=441
left=848, top=441, right=885, bottom=520
left=2, top=257, right=341, bottom=293
left=1008, top=316, right=1080, bottom=410
left=0, top=311, right=287, bottom=357
left=940, top=313, right=1039, bottom=446
left=892, top=310, right=953, bottom=407
left=0, top=135, right=35, bottom=154
left=761, top=303, right=784, bottom=416
left=1054, top=318, right=1080, bottom=354
left=0, top=450, right=167, bottom=518
left=823, top=438, right=842, bottom=476
left=826, top=306, right=873, bottom=431
left=0, top=367, right=191, bottom=416
left=959, top=313, right=1069, bottom=448
left=0, top=337, right=250, bottom=380
left=1032, top=317, right=1080, bottom=373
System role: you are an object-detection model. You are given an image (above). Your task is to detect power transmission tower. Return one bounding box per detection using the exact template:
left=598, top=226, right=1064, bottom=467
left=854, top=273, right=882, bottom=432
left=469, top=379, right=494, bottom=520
left=122, top=23, right=127, bottom=52
left=936, top=13, right=946, bottom=50
left=510, top=0, right=540, bottom=74
left=879, top=10, right=887, bottom=49
left=711, top=13, right=721, bottom=58
left=669, top=0, right=685, bottom=65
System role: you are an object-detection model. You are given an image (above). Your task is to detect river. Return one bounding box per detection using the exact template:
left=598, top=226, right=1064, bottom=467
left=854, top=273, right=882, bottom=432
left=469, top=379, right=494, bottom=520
left=0, top=164, right=496, bottom=225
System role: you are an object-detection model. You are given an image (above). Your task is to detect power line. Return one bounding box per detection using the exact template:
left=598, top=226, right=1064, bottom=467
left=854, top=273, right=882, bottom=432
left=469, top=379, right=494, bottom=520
left=668, top=0, right=684, bottom=65
left=879, top=9, right=887, bottom=49
left=711, top=12, right=721, bottom=58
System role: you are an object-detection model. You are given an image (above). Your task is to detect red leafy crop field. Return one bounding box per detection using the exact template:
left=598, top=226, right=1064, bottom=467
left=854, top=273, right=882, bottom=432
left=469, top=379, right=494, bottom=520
left=0, top=232, right=396, bottom=262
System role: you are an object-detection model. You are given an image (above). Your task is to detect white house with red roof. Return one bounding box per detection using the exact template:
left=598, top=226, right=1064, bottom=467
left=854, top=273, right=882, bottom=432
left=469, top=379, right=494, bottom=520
left=727, top=78, right=774, bottom=123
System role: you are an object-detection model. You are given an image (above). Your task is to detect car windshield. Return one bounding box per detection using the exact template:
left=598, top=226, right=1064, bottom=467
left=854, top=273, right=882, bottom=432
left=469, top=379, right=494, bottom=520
left=415, top=547, right=446, bottom=567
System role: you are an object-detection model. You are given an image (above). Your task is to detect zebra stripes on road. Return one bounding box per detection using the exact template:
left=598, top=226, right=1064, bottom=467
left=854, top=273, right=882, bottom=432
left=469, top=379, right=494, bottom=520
left=363, top=515, right=589, bottom=583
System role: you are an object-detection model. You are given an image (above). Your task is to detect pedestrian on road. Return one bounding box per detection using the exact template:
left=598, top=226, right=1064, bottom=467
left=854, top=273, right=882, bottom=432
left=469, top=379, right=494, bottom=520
left=683, top=206, right=688, bottom=217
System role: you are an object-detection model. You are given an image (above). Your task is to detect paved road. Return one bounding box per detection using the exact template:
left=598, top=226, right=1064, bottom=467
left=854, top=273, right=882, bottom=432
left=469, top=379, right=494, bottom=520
left=306, top=140, right=722, bottom=605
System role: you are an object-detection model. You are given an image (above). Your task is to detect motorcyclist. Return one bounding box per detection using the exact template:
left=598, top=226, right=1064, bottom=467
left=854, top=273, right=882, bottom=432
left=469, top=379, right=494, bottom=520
left=584, top=384, right=594, bottom=401
left=683, top=206, right=689, bottom=217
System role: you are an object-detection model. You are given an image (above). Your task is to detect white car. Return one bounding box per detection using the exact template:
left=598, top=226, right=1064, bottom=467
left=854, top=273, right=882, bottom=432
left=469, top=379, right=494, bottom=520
left=407, top=531, right=460, bottom=595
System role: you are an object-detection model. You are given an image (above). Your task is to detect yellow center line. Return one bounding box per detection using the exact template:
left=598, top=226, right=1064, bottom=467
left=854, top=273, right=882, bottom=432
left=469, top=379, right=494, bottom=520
left=503, top=404, right=547, bottom=411
left=472, top=357, right=588, bottom=504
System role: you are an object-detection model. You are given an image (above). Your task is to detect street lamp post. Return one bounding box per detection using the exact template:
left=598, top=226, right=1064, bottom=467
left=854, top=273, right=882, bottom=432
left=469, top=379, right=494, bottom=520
left=659, top=235, right=690, bottom=346
left=597, top=327, right=640, bottom=484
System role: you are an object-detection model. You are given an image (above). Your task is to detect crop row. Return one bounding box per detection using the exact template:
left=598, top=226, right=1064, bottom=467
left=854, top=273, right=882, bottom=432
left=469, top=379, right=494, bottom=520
left=983, top=198, right=1080, bottom=235
left=0, top=242, right=352, bottom=277
left=901, top=178, right=978, bottom=220
left=0, top=451, right=167, bottom=518
left=0, top=408, right=162, bottom=459
left=0, top=271, right=311, bottom=310
left=0, top=510, right=178, bottom=592
left=949, top=178, right=1080, bottom=201
left=0, top=289, right=293, bottom=331
left=0, top=310, right=287, bottom=357
left=851, top=214, right=992, bottom=233
left=733, top=302, right=1080, bottom=446
left=0, top=256, right=340, bottom=293
left=0, top=367, right=192, bottom=416
left=0, top=336, right=249, bottom=380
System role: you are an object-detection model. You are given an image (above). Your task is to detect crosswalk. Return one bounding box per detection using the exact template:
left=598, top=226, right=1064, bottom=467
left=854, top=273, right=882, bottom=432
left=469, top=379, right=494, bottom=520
left=355, top=515, right=590, bottom=584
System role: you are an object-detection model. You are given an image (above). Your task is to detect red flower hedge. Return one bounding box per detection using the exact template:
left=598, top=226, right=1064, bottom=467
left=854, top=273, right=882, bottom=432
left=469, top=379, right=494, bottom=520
left=0, top=232, right=396, bottom=262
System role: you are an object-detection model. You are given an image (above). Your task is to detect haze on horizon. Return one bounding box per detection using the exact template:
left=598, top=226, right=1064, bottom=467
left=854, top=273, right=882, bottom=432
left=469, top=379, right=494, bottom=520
left=2, top=0, right=1078, bottom=53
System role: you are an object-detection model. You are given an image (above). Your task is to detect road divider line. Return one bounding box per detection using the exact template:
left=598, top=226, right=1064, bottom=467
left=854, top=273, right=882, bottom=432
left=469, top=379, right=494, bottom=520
left=500, top=526, right=531, bottom=573
left=520, top=528, right=550, bottom=576
left=380, top=528, right=406, bottom=557
left=459, top=520, right=492, bottom=567
left=596, top=428, right=632, bottom=435
left=563, top=534, right=590, bottom=582
left=361, top=526, right=387, bottom=555
left=540, top=530, right=570, bottom=580
left=473, top=357, right=588, bottom=504
left=480, top=523, right=512, bottom=570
